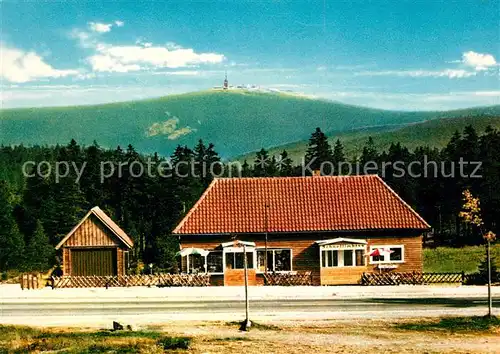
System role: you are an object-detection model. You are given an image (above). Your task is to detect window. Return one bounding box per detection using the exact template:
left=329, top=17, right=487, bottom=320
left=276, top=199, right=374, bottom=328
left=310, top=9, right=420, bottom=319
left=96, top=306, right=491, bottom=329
left=207, top=251, right=223, bottom=273
left=188, top=254, right=204, bottom=273
left=256, top=249, right=292, bottom=272
left=390, top=247, right=403, bottom=262
left=322, top=250, right=339, bottom=267
left=369, top=246, right=404, bottom=264
left=343, top=250, right=353, bottom=266
left=225, top=252, right=253, bottom=269
left=124, top=251, right=130, bottom=270
left=274, top=250, right=291, bottom=271
left=321, top=248, right=365, bottom=267
left=257, top=250, right=273, bottom=271
left=355, top=249, right=365, bottom=266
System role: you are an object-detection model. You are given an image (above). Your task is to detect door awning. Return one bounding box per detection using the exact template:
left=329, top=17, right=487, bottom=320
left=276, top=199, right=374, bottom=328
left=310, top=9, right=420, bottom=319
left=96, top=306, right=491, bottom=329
left=315, top=238, right=367, bottom=246
left=176, top=248, right=210, bottom=257
left=220, top=240, right=256, bottom=248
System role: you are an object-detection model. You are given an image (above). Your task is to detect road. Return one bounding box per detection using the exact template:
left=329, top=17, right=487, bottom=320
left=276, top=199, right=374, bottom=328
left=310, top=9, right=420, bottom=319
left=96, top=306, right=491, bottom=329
left=1, top=297, right=499, bottom=327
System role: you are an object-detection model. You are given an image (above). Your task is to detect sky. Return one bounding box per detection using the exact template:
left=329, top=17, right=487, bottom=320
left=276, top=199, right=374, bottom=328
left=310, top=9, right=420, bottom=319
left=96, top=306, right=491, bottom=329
left=1, top=0, right=499, bottom=110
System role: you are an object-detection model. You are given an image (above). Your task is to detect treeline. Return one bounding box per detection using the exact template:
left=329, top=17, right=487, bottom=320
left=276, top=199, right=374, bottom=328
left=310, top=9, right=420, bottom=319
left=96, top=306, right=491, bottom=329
left=0, top=124, right=499, bottom=273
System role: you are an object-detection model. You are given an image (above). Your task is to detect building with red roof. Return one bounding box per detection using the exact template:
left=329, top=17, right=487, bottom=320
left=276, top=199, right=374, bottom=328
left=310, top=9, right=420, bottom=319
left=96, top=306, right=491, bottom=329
left=173, top=175, right=430, bottom=285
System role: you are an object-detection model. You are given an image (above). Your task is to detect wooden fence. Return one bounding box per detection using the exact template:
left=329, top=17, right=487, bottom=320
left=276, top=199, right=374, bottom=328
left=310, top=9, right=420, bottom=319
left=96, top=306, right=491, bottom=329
left=360, top=272, right=467, bottom=286
left=262, top=271, right=313, bottom=286
left=51, top=274, right=211, bottom=288
left=20, top=273, right=44, bottom=290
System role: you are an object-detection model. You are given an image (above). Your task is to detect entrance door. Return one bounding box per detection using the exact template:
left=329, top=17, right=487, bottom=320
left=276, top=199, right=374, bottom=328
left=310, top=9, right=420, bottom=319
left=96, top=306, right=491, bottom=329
left=71, top=249, right=117, bottom=276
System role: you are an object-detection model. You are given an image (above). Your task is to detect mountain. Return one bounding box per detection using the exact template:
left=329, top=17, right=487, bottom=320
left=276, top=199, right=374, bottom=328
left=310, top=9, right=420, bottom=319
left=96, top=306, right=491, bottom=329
left=1, top=90, right=499, bottom=158
left=237, top=115, right=500, bottom=163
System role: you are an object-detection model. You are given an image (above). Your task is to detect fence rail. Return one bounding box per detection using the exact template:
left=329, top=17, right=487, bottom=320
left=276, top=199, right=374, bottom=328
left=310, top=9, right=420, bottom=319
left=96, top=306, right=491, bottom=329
left=361, top=272, right=467, bottom=286
left=263, top=271, right=313, bottom=286
left=51, top=274, right=211, bottom=288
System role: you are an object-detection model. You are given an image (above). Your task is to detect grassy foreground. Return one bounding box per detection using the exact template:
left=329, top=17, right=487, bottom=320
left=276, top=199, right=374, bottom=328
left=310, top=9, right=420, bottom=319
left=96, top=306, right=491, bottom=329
left=1, top=317, right=499, bottom=354
left=0, top=327, right=190, bottom=353
left=423, top=244, right=500, bottom=273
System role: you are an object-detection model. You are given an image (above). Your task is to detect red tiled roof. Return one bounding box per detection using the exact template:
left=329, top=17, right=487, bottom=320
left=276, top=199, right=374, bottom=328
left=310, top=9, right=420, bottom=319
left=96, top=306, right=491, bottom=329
left=173, top=175, right=430, bottom=235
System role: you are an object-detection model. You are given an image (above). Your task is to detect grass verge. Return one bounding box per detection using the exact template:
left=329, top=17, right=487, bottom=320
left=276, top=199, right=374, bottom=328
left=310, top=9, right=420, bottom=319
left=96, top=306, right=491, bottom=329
left=0, top=325, right=191, bottom=353
left=396, top=316, right=500, bottom=333
left=423, top=244, right=500, bottom=273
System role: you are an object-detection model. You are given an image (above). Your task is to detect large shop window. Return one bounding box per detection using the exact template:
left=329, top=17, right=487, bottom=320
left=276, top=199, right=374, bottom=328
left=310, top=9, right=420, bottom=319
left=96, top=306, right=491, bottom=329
left=225, top=252, right=254, bottom=270
left=257, top=249, right=292, bottom=272
left=322, top=249, right=365, bottom=267
left=207, top=251, right=223, bottom=273
left=369, top=246, right=404, bottom=264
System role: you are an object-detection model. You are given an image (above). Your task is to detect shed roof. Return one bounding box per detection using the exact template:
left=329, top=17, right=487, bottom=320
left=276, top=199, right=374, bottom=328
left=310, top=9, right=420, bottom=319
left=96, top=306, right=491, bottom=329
left=55, top=206, right=134, bottom=249
left=173, top=175, right=430, bottom=235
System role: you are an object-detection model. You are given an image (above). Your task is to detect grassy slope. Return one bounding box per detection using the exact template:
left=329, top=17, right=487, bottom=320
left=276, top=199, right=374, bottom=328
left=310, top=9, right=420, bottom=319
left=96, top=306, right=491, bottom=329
left=423, top=244, right=500, bottom=273
left=1, top=89, right=499, bottom=158
left=239, top=115, right=500, bottom=163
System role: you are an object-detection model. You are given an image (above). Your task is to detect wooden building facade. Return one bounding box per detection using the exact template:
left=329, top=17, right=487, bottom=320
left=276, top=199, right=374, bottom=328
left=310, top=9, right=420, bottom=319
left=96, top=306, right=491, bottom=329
left=173, top=175, right=430, bottom=286
left=55, top=207, right=133, bottom=276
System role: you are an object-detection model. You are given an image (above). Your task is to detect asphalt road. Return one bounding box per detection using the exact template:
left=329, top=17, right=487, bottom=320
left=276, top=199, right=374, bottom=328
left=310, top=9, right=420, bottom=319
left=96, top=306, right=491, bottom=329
left=1, top=297, right=499, bottom=326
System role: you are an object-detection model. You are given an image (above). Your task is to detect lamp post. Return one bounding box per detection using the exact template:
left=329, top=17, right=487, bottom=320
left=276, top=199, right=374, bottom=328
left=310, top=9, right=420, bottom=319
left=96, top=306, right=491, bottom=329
left=484, top=231, right=496, bottom=318
left=264, top=203, right=269, bottom=275
left=234, top=240, right=255, bottom=331
left=243, top=243, right=250, bottom=329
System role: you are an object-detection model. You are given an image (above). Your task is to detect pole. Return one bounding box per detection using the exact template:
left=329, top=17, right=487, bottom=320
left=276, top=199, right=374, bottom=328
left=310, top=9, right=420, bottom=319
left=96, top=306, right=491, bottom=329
left=487, top=240, right=492, bottom=318
left=264, top=204, right=269, bottom=275
left=243, top=244, right=251, bottom=330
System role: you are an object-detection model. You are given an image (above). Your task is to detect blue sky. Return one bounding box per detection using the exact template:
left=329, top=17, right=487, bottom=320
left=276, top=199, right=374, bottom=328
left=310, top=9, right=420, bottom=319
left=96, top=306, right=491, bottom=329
left=1, top=0, right=499, bottom=110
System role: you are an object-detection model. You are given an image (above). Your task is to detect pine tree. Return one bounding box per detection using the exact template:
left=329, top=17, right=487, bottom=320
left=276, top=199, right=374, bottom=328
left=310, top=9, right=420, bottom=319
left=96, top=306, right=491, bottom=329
left=253, top=148, right=271, bottom=177
left=278, top=150, right=294, bottom=176
left=360, top=137, right=378, bottom=165
left=44, top=142, right=86, bottom=245
left=241, top=160, right=252, bottom=177
left=80, top=141, right=104, bottom=207
left=478, top=255, right=499, bottom=283
left=478, top=126, right=500, bottom=233
left=194, top=140, right=221, bottom=188
left=25, top=220, right=53, bottom=271
left=0, top=181, right=25, bottom=271
left=305, top=127, right=333, bottom=174
left=332, top=139, right=347, bottom=175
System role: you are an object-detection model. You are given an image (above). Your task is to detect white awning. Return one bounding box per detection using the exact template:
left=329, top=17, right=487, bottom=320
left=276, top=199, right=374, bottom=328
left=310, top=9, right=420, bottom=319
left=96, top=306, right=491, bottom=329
left=220, top=240, right=256, bottom=248
left=178, top=248, right=210, bottom=257
left=315, top=238, right=367, bottom=246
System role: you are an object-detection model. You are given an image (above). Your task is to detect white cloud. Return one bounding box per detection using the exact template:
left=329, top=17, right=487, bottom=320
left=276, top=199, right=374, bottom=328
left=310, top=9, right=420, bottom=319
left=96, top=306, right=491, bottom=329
left=88, top=55, right=142, bottom=73
left=462, top=51, right=497, bottom=71
left=72, top=22, right=225, bottom=74
left=355, top=51, right=497, bottom=80
left=152, top=70, right=201, bottom=76
left=88, top=20, right=125, bottom=33
left=88, top=43, right=225, bottom=73
left=88, top=22, right=113, bottom=33
left=355, top=69, right=476, bottom=79
left=0, top=44, right=80, bottom=83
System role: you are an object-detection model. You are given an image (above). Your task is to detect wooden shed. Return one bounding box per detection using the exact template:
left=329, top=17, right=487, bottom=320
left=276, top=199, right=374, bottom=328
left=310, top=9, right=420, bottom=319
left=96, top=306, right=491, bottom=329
left=55, top=206, right=134, bottom=276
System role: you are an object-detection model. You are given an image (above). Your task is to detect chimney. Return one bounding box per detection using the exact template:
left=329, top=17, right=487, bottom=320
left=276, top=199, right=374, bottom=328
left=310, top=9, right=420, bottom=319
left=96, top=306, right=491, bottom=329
left=312, top=170, right=321, bottom=177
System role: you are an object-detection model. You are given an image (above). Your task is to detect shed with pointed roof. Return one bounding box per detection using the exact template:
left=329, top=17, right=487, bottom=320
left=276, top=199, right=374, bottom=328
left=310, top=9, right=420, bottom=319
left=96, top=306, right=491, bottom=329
left=55, top=206, right=133, bottom=276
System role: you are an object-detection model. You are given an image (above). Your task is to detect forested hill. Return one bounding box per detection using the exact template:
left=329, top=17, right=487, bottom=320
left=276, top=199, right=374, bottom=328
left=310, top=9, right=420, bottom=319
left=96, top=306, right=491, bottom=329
left=237, top=115, right=500, bottom=163
left=1, top=90, right=499, bottom=158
